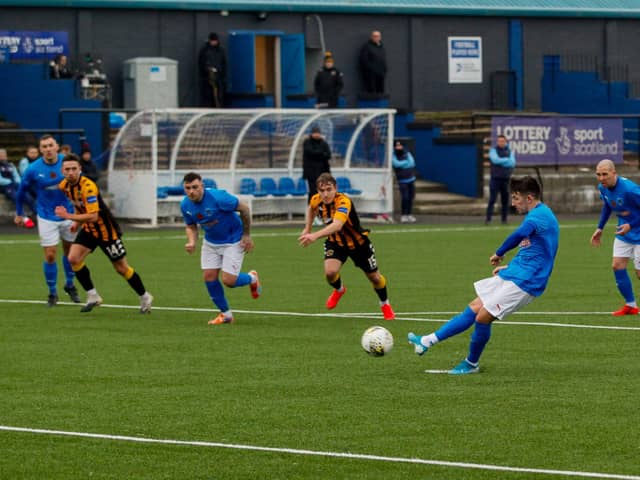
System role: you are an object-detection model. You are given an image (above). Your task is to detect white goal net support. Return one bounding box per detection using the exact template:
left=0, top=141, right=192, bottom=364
left=108, top=108, right=395, bottom=225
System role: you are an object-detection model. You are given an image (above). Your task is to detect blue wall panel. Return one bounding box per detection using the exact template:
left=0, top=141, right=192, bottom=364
left=0, top=64, right=102, bottom=157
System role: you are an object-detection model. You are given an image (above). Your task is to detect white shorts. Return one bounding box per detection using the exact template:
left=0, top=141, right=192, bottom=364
left=37, top=216, right=76, bottom=247
left=613, top=238, right=640, bottom=270
left=201, top=240, right=245, bottom=275
left=474, top=276, right=534, bottom=320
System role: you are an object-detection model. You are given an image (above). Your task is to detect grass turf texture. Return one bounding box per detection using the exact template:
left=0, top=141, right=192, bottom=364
left=0, top=221, right=639, bottom=479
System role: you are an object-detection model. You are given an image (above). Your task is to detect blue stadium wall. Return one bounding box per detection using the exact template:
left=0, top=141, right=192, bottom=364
left=2, top=6, right=640, bottom=111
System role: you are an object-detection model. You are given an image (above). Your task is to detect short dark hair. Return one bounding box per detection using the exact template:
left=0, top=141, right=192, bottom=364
left=39, top=134, right=56, bottom=145
left=316, top=172, right=336, bottom=188
left=510, top=176, right=541, bottom=199
left=183, top=172, right=202, bottom=184
left=62, top=153, right=81, bottom=163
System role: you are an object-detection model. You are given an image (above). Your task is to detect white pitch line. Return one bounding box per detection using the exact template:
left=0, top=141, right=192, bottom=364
left=0, top=222, right=595, bottom=245
left=2, top=299, right=640, bottom=331
left=0, top=425, right=638, bottom=480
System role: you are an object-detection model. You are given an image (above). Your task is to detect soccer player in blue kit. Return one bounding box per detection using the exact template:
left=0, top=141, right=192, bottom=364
left=409, top=176, right=559, bottom=374
left=14, top=134, right=81, bottom=307
left=590, top=159, right=640, bottom=316
left=181, top=172, right=261, bottom=325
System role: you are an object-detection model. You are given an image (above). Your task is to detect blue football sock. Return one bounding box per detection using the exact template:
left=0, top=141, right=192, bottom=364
left=467, top=322, right=492, bottom=365
left=62, top=256, right=75, bottom=286
left=434, top=306, right=476, bottom=341
left=43, top=261, right=57, bottom=294
left=614, top=269, right=635, bottom=303
left=232, top=272, right=252, bottom=288
left=205, top=280, right=229, bottom=312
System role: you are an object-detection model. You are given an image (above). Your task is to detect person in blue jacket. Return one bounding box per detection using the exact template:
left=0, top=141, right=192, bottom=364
left=486, top=135, right=516, bottom=225
left=392, top=140, right=417, bottom=223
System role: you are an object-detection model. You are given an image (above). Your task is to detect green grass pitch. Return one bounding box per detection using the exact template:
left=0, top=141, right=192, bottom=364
left=1, top=220, right=639, bottom=479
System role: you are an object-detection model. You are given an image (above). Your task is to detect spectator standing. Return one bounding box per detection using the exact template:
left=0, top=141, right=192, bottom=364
left=198, top=32, right=227, bottom=108
left=0, top=149, right=35, bottom=223
left=486, top=134, right=516, bottom=225
left=392, top=140, right=417, bottom=223
left=50, top=54, right=74, bottom=79
left=359, top=30, right=387, bottom=94
left=19, top=145, right=39, bottom=176
left=302, top=126, right=332, bottom=203
left=79, top=145, right=99, bottom=182
left=314, top=52, right=344, bottom=108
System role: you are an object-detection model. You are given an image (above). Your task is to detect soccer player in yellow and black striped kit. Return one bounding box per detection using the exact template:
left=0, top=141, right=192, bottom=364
left=54, top=154, right=153, bottom=313
left=298, top=172, right=395, bottom=320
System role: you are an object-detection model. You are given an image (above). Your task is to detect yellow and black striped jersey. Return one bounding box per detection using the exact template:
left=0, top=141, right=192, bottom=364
left=59, top=176, right=121, bottom=242
left=309, top=191, right=370, bottom=249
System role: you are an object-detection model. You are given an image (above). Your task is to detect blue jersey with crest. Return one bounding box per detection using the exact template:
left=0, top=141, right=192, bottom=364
left=16, top=153, right=73, bottom=220
left=597, top=176, right=640, bottom=245
left=181, top=189, right=242, bottom=244
left=495, top=203, right=559, bottom=297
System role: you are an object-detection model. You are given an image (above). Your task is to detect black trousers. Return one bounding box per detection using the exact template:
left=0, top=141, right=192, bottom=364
left=486, top=177, right=510, bottom=222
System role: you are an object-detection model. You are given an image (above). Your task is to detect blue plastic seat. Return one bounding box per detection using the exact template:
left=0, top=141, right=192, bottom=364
left=260, top=177, right=287, bottom=197
left=296, top=177, right=309, bottom=196
left=166, top=185, right=185, bottom=196
left=336, top=176, right=363, bottom=195
left=278, top=176, right=305, bottom=196
left=203, top=178, right=217, bottom=189
left=240, top=178, right=259, bottom=195
left=157, top=186, right=169, bottom=199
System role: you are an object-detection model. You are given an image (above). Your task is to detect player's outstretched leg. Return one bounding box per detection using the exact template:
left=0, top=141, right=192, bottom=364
left=81, top=290, right=103, bottom=313
left=249, top=270, right=261, bottom=299
left=612, top=269, right=639, bottom=316
left=448, top=321, right=492, bottom=375
left=326, top=273, right=346, bottom=309
left=408, top=306, right=477, bottom=356
left=139, top=292, right=154, bottom=314
left=62, top=256, right=80, bottom=303
left=205, top=280, right=233, bottom=325
left=43, top=261, right=58, bottom=307
left=372, top=274, right=395, bottom=320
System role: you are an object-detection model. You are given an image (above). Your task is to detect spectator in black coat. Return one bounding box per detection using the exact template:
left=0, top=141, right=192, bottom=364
left=78, top=143, right=99, bottom=182
left=50, top=54, right=74, bottom=79
left=359, top=30, right=387, bottom=94
left=198, top=32, right=227, bottom=107
left=303, top=126, right=332, bottom=202
left=314, top=52, right=344, bottom=108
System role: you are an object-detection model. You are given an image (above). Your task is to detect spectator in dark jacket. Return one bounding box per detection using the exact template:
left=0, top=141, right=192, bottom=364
left=314, top=52, right=344, bottom=108
left=359, top=30, right=387, bottom=94
left=198, top=32, right=227, bottom=107
left=486, top=135, right=516, bottom=225
left=303, top=126, right=332, bottom=202
left=78, top=143, right=99, bottom=182
left=50, top=54, right=74, bottom=79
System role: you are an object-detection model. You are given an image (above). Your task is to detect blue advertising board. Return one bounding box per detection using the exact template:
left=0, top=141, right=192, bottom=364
left=491, top=116, right=623, bottom=165
left=0, top=31, right=69, bottom=60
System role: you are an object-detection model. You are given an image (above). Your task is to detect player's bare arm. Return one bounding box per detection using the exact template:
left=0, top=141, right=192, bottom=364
left=236, top=201, right=254, bottom=253
left=301, top=205, right=317, bottom=235
left=615, top=223, right=631, bottom=236
left=590, top=228, right=603, bottom=246
left=54, top=205, right=98, bottom=224
left=298, top=218, right=344, bottom=247
left=185, top=224, right=198, bottom=254
left=489, top=253, right=503, bottom=266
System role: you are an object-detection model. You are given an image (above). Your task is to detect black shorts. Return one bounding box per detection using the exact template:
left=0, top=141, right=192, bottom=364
left=323, top=239, right=378, bottom=273
left=74, top=228, right=127, bottom=262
